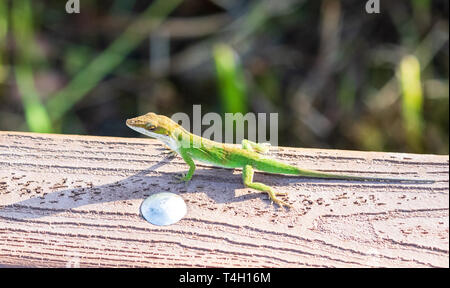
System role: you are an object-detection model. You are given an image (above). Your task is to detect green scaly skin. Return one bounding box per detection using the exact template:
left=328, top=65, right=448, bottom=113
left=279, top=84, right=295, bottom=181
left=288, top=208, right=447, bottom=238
left=126, top=112, right=427, bottom=208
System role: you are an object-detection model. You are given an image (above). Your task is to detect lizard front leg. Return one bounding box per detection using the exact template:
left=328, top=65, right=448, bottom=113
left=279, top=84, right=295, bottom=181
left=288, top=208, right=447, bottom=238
left=175, top=150, right=196, bottom=182
left=242, top=164, right=291, bottom=208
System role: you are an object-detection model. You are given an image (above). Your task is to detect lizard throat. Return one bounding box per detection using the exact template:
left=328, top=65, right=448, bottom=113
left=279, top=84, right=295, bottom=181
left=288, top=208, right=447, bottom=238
left=127, top=124, right=180, bottom=152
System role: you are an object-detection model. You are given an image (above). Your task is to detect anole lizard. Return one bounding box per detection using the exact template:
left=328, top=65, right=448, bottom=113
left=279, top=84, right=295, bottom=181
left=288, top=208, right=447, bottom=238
left=126, top=112, right=426, bottom=208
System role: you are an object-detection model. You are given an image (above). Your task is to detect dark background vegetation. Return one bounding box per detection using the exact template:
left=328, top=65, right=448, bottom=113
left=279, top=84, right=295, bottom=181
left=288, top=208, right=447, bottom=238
left=0, top=0, right=448, bottom=154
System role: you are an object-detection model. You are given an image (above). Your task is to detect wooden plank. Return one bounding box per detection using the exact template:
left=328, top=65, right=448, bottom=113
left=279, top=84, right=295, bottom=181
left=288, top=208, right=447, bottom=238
left=0, top=131, right=448, bottom=267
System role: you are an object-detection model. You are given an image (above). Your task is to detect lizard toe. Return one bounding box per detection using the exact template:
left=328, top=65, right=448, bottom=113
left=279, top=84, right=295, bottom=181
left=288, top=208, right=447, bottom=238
left=274, top=191, right=288, bottom=196
left=267, top=190, right=292, bottom=208
left=174, top=173, right=189, bottom=183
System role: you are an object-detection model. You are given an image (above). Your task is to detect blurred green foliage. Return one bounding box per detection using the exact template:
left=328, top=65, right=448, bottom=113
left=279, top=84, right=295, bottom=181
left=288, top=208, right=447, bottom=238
left=46, top=0, right=182, bottom=122
left=12, top=0, right=52, bottom=133
left=0, top=1, right=8, bottom=85
left=213, top=43, right=248, bottom=114
left=0, top=0, right=448, bottom=154
left=398, top=55, right=424, bottom=151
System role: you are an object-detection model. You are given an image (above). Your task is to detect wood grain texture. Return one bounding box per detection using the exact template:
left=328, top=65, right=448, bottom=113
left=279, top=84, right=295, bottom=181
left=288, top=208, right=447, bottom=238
left=0, top=131, right=448, bottom=267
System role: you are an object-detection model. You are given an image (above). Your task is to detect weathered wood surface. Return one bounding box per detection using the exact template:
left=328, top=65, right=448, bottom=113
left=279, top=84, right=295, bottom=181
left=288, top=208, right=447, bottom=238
left=0, top=131, right=448, bottom=267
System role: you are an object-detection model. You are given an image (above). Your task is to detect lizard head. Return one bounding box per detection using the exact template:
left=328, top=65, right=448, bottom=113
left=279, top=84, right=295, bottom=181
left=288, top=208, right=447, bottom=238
left=126, top=112, right=179, bottom=141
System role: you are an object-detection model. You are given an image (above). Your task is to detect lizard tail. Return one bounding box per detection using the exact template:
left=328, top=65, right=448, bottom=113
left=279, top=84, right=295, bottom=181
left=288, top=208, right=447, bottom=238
left=251, top=157, right=432, bottom=184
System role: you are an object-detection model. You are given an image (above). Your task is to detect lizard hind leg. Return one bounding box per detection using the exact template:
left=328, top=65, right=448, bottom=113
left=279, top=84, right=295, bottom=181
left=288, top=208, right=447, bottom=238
left=242, top=165, right=292, bottom=208
left=241, top=140, right=271, bottom=154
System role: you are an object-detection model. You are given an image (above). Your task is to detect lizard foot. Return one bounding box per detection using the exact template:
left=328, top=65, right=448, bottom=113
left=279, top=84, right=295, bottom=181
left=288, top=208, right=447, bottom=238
left=274, top=191, right=288, bottom=196
left=174, top=173, right=191, bottom=183
left=163, top=150, right=178, bottom=158
left=266, top=190, right=292, bottom=208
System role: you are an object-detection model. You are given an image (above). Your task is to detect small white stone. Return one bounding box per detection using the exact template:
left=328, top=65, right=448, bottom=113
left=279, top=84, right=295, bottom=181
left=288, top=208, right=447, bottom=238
left=140, top=192, right=187, bottom=226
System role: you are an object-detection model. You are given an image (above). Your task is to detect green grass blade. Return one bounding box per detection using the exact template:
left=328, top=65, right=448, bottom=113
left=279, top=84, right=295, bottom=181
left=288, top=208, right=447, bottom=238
left=12, top=0, right=53, bottom=133
left=213, top=43, right=247, bottom=114
left=0, top=0, right=8, bottom=83
left=398, top=55, right=424, bottom=151
left=338, top=74, right=356, bottom=112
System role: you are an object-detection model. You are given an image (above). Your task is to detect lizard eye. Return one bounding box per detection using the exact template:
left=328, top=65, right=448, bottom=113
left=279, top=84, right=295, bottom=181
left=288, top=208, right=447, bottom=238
left=146, top=124, right=156, bottom=131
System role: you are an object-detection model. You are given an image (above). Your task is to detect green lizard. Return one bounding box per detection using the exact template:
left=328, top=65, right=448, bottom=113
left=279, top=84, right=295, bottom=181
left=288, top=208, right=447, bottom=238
left=126, top=112, right=424, bottom=208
